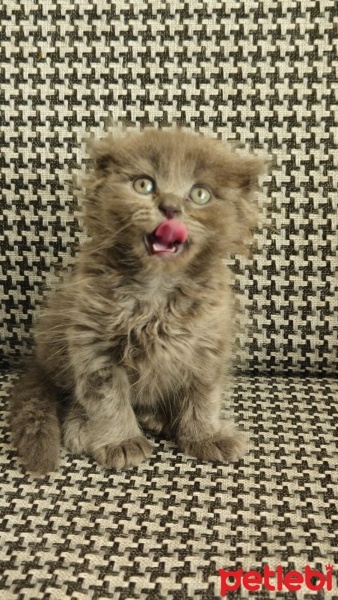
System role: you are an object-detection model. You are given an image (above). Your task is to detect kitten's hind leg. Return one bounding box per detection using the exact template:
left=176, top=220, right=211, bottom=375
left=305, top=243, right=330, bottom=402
left=134, top=406, right=172, bottom=437
left=9, top=366, right=61, bottom=474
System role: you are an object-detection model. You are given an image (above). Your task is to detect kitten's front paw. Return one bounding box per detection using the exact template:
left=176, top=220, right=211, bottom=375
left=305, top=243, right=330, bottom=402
left=179, top=429, right=247, bottom=464
left=63, top=415, right=89, bottom=455
left=92, top=436, right=154, bottom=470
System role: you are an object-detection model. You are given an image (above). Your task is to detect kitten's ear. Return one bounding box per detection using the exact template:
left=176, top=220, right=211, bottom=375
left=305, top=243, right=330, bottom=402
left=87, top=136, right=119, bottom=172
left=227, top=154, right=267, bottom=255
left=236, top=154, right=267, bottom=197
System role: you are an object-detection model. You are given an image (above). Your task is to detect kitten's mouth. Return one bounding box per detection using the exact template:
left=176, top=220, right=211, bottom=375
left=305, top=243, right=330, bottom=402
left=145, top=220, right=188, bottom=257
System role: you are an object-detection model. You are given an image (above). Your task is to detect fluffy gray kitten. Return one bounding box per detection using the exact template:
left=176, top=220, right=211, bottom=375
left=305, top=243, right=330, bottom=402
left=10, top=128, right=265, bottom=474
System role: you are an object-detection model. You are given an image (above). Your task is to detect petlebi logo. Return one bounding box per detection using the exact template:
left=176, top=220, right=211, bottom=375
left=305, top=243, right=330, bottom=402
left=218, top=564, right=334, bottom=596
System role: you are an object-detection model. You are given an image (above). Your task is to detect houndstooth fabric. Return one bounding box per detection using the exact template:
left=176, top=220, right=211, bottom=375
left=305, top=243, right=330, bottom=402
left=1, top=0, right=337, bottom=373
left=1, top=372, right=338, bottom=599
left=1, top=1, right=338, bottom=599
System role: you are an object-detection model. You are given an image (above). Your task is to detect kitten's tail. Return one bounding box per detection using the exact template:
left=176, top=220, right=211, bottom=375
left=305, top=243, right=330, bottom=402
left=9, top=365, right=61, bottom=475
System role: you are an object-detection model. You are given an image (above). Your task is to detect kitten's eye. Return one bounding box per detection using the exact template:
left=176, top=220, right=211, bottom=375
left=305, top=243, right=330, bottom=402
left=133, top=176, right=155, bottom=195
left=189, top=185, right=211, bottom=205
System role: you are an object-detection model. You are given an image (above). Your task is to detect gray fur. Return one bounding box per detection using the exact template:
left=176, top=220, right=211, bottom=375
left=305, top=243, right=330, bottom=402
left=10, top=128, right=265, bottom=474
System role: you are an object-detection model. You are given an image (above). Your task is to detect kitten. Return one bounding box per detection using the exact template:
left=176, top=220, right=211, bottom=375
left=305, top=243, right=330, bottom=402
left=10, top=128, right=265, bottom=474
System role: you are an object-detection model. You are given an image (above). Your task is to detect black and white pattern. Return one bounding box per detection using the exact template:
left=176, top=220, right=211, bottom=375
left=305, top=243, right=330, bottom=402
left=1, top=1, right=337, bottom=598
left=1, top=373, right=338, bottom=599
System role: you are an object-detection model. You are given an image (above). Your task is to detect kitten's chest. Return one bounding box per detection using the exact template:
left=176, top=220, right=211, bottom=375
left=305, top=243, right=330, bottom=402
left=104, top=282, right=228, bottom=392
left=124, top=299, right=194, bottom=368
left=126, top=311, right=195, bottom=401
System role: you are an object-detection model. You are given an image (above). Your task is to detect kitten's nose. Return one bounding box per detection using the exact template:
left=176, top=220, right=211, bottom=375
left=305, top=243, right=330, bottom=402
left=159, top=204, right=182, bottom=219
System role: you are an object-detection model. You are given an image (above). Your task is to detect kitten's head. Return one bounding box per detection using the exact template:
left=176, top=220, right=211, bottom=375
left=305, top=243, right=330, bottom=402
left=84, top=128, right=265, bottom=275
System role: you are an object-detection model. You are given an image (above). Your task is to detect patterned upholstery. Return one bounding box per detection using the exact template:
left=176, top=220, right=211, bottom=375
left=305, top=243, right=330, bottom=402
left=1, top=1, right=337, bottom=598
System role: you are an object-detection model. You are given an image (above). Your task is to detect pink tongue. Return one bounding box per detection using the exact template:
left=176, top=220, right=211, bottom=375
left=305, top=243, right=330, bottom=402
left=154, top=220, right=188, bottom=246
